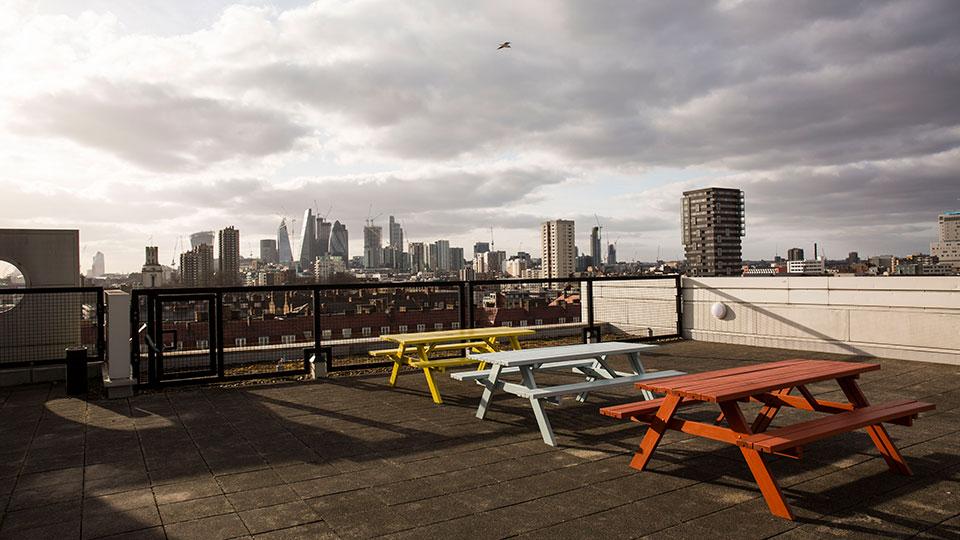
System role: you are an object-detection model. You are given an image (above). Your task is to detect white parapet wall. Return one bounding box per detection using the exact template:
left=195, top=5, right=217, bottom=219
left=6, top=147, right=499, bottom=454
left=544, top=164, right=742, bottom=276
left=682, top=276, right=960, bottom=365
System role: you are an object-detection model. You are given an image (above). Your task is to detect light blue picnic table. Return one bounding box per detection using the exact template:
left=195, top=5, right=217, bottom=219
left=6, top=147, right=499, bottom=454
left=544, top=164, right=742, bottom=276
left=452, top=342, right=685, bottom=446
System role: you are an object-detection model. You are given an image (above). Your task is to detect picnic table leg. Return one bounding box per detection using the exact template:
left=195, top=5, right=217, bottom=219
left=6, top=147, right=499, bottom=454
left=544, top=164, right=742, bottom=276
left=476, top=364, right=503, bottom=420
left=415, top=344, right=443, bottom=405
left=388, top=360, right=401, bottom=386
left=719, top=401, right=795, bottom=520
left=628, top=352, right=655, bottom=401
left=751, top=387, right=792, bottom=433
left=388, top=344, right=406, bottom=386
left=519, top=365, right=557, bottom=446
left=629, top=393, right=681, bottom=471
left=837, top=377, right=912, bottom=476
left=508, top=336, right=522, bottom=350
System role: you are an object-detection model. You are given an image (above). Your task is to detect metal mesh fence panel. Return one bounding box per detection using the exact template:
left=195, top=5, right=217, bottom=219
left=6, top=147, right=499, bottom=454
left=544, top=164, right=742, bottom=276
left=319, top=284, right=463, bottom=371
left=0, top=288, right=102, bottom=367
left=591, top=277, right=678, bottom=340
left=470, top=279, right=585, bottom=349
left=220, top=289, right=312, bottom=378
left=154, top=295, right=216, bottom=381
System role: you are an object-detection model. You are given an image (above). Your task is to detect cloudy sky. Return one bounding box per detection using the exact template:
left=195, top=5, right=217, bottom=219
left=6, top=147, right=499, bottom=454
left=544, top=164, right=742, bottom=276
left=2, top=0, right=958, bottom=272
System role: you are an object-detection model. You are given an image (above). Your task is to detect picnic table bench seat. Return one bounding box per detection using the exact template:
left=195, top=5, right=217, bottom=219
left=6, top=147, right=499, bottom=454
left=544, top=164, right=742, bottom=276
left=600, top=396, right=705, bottom=420
left=737, top=399, right=935, bottom=454
left=450, top=359, right=602, bottom=382
left=369, top=341, right=493, bottom=357
left=517, top=370, right=685, bottom=400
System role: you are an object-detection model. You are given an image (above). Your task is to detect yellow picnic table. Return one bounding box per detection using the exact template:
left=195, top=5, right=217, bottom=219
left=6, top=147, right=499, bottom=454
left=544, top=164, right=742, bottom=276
left=371, top=327, right=535, bottom=404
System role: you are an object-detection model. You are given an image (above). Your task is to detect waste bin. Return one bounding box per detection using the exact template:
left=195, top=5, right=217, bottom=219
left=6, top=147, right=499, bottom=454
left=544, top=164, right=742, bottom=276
left=65, top=346, right=88, bottom=396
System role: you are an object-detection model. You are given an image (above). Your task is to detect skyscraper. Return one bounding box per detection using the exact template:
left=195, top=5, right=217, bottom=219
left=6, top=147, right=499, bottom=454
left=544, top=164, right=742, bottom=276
left=260, top=239, right=278, bottom=265
left=473, top=242, right=490, bottom=257
left=316, top=217, right=332, bottom=256
left=330, top=220, right=349, bottom=261
left=89, top=251, right=105, bottom=277
left=180, top=244, right=214, bottom=287
left=931, top=211, right=960, bottom=270
left=190, top=231, right=214, bottom=250
left=607, top=243, right=617, bottom=265
left=218, top=226, right=240, bottom=285
left=141, top=246, right=163, bottom=288
left=299, top=208, right=316, bottom=271
left=590, top=226, right=601, bottom=269
left=277, top=218, right=293, bottom=266
left=540, top=220, right=576, bottom=280
left=787, top=248, right=804, bottom=262
left=449, top=247, right=464, bottom=271
left=408, top=242, right=426, bottom=273
left=681, top=187, right=745, bottom=277
left=434, top=240, right=451, bottom=271
left=388, top=216, right=404, bottom=251
left=363, top=224, right=382, bottom=268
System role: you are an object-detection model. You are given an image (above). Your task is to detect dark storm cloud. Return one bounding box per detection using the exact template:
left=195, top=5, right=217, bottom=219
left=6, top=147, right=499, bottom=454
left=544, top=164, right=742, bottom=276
left=14, top=80, right=310, bottom=172
left=120, top=166, right=571, bottom=218
left=225, top=0, right=960, bottom=171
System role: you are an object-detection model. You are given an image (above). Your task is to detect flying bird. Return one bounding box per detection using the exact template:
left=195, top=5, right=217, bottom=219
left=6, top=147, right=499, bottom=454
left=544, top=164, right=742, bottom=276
left=497, top=41, right=511, bottom=50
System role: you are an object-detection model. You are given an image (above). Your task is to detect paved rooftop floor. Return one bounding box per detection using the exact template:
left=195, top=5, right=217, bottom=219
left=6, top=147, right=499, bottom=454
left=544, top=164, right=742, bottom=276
left=0, top=341, right=958, bottom=540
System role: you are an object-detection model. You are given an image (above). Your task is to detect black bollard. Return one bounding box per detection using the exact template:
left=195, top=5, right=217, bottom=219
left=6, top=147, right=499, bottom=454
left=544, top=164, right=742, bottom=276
left=65, top=346, right=88, bottom=396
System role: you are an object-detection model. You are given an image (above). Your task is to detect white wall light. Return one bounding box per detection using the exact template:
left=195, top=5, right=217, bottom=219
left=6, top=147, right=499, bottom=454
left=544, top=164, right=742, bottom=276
left=711, top=302, right=727, bottom=320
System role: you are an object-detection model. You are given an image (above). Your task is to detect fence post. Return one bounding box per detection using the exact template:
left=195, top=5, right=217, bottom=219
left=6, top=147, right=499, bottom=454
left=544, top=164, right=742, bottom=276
left=457, top=281, right=467, bottom=330
left=312, top=287, right=324, bottom=377
left=465, top=281, right=475, bottom=328
left=675, top=274, right=683, bottom=337
left=96, top=288, right=106, bottom=362
left=215, top=291, right=225, bottom=379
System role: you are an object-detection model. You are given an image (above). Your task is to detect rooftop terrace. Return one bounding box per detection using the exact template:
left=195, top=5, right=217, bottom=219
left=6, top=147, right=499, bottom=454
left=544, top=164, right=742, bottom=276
left=1, top=341, right=956, bottom=540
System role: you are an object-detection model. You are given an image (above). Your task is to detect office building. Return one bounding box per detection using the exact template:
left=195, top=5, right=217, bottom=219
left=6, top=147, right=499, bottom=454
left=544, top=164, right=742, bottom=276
left=931, top=211, right=960, bottom=269
left=314, top=255, right=346, bottom=280
left=506, top=257, right=527, bottom=277
left=434, top=240, right=451, bottom=271
left=218, top=226, right=240, bottom=285
left=590, top=227, right=601, bottom=269
left=363, top=224, right=382, bottom=268
left=89, top=251, right=105, bottom=277
left=409, top=242, right=426, bottom=273
left=449, top=247, right=465, bottom=271
left=607, top=244, right=617, bottom=265
left=681, top=187, right=745, bottom=277
left=180, top=244, right=214, bottom=287
left=474, top=242, right=490, bottom=257
left=388, top=216, right=404, bottom=251
left=787, top=258, right=827, bottom=275
left=540, top=220, right=576, bottom=280
left=260, top=239, right=278, bottom=265
left=316, top=217, right=332, bottom=256
left=787, top=248, right=804, bottom=262
left=277, top=218, right=293, bottom=266
left=330, top=220, right=348, bottom=261
left=141, top=246, right=163, bottom=288
left=190, top=231, right=214, bottom=250
left=847, top=252, right=860, bottom=264
left=299, top=208, right=316, bottom=271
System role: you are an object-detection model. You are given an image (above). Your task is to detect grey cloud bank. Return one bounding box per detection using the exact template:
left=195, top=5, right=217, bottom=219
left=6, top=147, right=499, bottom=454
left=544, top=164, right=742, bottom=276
left=1, top=0, right=958, bottom=270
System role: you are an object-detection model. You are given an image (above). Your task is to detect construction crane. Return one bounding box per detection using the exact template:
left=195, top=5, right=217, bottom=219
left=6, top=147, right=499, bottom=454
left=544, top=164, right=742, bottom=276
left=366, top=204, right=383, bottom=226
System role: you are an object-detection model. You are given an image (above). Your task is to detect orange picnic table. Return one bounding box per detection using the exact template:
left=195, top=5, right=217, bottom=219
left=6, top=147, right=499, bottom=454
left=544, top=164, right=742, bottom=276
left=600, top=359, right=935, bottom=520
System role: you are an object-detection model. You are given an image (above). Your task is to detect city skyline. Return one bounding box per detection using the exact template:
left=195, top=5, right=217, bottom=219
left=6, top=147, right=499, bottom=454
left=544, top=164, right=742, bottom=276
left=2, top=1, right=959, bottom=271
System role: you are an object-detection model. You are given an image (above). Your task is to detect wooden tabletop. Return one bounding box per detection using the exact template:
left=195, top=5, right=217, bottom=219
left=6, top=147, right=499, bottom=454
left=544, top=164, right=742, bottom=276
left=468, top=341, right=659, bottom=367
left=379, top=327, right=535, bottom=345
left=637, top=359, right=880, bottom=402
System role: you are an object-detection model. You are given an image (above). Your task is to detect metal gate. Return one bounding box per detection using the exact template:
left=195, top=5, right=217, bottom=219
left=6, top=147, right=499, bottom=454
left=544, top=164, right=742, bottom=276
left=148, top=293, right=218, bottom=384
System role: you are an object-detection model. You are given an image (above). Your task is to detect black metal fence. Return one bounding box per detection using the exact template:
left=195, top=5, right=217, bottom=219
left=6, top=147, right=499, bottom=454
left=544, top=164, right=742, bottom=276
left=131, top=275, right=680, bottom=387
left=0, top=287, right=105, bottom=369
